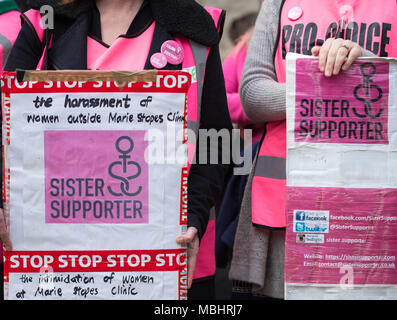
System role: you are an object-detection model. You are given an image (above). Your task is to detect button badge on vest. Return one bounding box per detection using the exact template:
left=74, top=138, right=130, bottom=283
left=150, top=52, right=168, bottom=69
left=339, top=5, right=354, bottom=24
left=161, top=40, right=185, bottom=65
left=150, top=40, right=185, bottom=70
left=288, top=6, right=303, bottom=21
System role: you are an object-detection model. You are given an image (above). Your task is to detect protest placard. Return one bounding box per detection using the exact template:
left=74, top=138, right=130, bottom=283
left=285, top=54, right=397, bottom=299
left=2, top=70, right=190, bottom=300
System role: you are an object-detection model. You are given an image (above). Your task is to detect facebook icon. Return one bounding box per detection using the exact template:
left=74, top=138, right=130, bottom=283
left=295, top=211, right=306, bottom=221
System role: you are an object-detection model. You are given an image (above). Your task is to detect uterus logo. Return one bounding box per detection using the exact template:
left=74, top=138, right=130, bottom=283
left=353, top=62, right=383, bottom=119
left=107, top=136, right=142, bottom=197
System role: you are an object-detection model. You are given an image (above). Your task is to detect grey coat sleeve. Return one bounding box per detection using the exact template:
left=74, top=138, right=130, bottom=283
left=239, top=0, right=286, bottom=124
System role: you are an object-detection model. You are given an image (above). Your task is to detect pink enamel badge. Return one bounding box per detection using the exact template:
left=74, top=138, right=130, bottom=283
left=150, top=52, right=167, bottom=69
left=288, top=6, right=303, bottom=21
left=161, top=40, right=184, bottom=65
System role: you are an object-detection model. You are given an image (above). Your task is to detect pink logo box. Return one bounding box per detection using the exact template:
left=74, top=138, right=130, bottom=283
left=44, top=130, right=148, bottom=224
left=294, top=60, right=389, bottom=144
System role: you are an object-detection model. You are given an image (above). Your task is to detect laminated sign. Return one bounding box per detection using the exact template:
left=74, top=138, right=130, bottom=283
left=2, top=70, right=191, bottom=300
left=285, top=54, right=397, bottom=299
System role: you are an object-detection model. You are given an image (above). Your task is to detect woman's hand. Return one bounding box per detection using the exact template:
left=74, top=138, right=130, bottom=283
left=311, top=38, right=363, bottom=77
left=0, top=208, right=12, bottom=251
left=176, top=226, right=199, bottom=289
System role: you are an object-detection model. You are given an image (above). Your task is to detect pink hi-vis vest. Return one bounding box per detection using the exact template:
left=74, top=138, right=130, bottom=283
left=22, top=5, right=224, bottom=280
left=251, top=0, right=397, bottom=229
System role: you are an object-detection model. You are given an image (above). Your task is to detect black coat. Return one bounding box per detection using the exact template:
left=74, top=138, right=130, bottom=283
left=5, top=0, right=232, bottom=240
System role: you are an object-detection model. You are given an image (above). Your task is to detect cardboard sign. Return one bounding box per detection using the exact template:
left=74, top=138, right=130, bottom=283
left=285, top=54, right=397, bottom=300
left=2, top=70, right=190, bottom=300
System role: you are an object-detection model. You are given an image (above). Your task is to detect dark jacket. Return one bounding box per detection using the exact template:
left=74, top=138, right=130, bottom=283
left=4, top=0, right=232, bottom=240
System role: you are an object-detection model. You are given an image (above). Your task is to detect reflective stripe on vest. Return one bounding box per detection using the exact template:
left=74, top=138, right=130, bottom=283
left=24, top=6, right=223, bottom=280
left=185, top=40, right=207, bottom=171
left=252, top=120, right=286, bottom=228
left=0, top=32, right=12, bottom=66
left=252, top=0, right=397, bottom=228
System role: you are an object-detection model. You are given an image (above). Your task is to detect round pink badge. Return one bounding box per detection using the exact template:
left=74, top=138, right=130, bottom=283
left=340, top=5, right=353, bottom=16
left=150, top=52, right=167, bottom=69
left=161, top=40, right=184, bottom=65
left=288, top=6, right=303, bottom=21
left=339, top=5, right=353, bottom=23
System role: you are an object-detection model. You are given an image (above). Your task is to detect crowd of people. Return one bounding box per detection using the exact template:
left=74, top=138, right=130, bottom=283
left=0, top=0, right=396, bottom=300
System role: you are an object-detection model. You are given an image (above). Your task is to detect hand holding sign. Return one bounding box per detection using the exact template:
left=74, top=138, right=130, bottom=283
left=176, top=226, right=199, bottom=289
left=311, top=38, right=363, bottom=77
left=0, top=208, right=12, bottom=251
